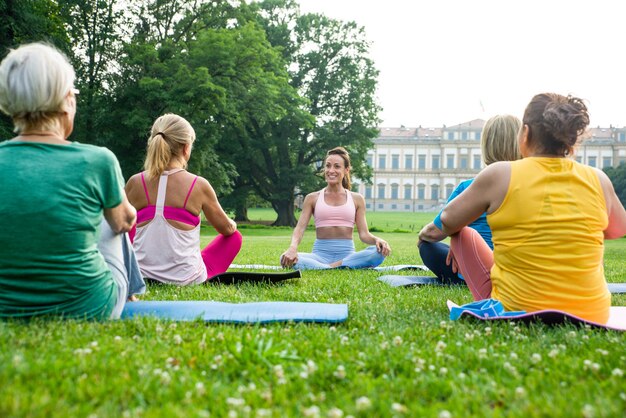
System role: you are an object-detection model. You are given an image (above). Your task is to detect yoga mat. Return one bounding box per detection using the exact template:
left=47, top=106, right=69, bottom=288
left=608, top=283, right=626, bottom=294
left=378, top=276, right=626, bottom=294
left=372, top=264, right=429, bottom=272
left=208, top=270, right=301, bottom=284
left=230, top=264, right=284, bottom=271
left=378, top=275, right=466, bottom=287
left=447, top=300, right=626, bottom=331
left=231, top=264, right=429, bottom=272
left=121, top=301, right=348, bottom=323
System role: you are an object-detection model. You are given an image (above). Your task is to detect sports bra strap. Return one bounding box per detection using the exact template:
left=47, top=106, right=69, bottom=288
left=183, top=176, right=199, bottom=209
left=155, top=174, right=169, bottom=216
left=140, top=172, right=151, bottom=205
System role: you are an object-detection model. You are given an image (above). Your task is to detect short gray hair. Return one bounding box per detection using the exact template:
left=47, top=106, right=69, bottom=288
left=0, top=43, right=75, bottom=132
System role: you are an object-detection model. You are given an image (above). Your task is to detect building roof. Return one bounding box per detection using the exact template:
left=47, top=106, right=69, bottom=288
left=444, top=119, right=485, bottom=130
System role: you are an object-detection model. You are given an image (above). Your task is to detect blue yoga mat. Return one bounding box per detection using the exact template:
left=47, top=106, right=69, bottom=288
left=121, top=301, right=348, bottom=323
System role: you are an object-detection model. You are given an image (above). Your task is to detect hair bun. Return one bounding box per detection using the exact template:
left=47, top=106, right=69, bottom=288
left=542, top=96, right=589, bottom=146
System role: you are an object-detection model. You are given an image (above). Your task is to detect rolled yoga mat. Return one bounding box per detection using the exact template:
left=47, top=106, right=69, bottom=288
left=447, top=300, right=626, bottom=331
left=121, top=301, right=348, bottom=323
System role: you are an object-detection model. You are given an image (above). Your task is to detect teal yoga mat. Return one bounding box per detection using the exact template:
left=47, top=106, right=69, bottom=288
left=121, top=301, right=348, bottom=323
left=447, top=300, right=626, bottom=331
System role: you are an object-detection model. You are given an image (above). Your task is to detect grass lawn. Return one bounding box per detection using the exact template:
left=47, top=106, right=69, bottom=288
left=1, top=210, right=625, bottom=417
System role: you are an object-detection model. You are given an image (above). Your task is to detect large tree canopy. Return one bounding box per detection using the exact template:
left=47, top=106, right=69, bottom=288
left=1, top=0, right=380, bottom=225
left=604, top=163, right=626, bottom=206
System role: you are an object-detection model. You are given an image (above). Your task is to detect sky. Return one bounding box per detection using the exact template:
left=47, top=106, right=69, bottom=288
left=296, top=0, right=626, bottom=128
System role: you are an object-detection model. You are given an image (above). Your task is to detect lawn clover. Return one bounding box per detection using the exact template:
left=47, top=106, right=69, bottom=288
left=334, top=365, right=346, bottom=379
left=530, top=353, right=541, bottom=364
left=391, top=402, right=408, bottom=414
left=435, top=340, right=447, bottom=352
left=226, top=397, right=245, bottom=407
left=438, top=411, right=452, bottom=418
left=515, top=387, right=526, bottom=398
left=393, top=336, right=403, bottom=346
left=195, top=382, right=206, bottom=395
left=612, top=368, right=623, bottom=377
left=302, top=405, right=320, bottom=417
left=478, top=348, right=487, bottom=359
left=328, top=407, right=344, bottom=417
left=355, top=396, right=372, bottom=411
left=173, top=334, right=183, bottom=345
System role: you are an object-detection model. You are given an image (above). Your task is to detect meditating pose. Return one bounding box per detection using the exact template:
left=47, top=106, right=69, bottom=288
left=0, top=43, right=145, bottom=319
left=440, top=93, right=626, bottom=323
left=280, top=147, right=391, bottom=270
left=418, top=114, right=522, bottom=283
left=125, top=114, right=242, bottom=285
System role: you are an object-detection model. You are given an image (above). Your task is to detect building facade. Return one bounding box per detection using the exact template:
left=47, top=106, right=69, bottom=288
left=355, top=120, right=626, bottom=212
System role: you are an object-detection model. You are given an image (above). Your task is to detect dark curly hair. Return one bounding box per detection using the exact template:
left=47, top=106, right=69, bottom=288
left=522, top=93, right=589, bottom=157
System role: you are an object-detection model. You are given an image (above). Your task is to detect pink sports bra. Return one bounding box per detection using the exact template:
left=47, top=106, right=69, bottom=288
left=314, top=188, right=356, bottom=228
left=136, top=170, right=200, bottom=227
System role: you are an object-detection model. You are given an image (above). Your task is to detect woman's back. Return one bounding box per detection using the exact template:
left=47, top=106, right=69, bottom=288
left=488, top=157, right=610, bottom=322
left=0, top=141, right=122, bottom=318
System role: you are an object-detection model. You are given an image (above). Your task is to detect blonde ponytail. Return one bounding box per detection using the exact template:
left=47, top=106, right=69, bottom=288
left=143, top=114, right=196, bottom=178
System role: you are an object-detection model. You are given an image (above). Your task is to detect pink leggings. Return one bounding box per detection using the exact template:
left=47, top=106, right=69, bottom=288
left=202, top=231, right=243, bottom=278
left=449, top=227, right=494, bottom=300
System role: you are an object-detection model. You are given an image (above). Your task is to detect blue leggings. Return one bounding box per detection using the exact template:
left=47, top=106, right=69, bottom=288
left=419, top=241, right=464, bottom=282
left=293, top=239, right=385, bottom=270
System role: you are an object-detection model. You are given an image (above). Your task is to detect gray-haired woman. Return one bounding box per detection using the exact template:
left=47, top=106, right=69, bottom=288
left=0, top=43, right=144, bottom=319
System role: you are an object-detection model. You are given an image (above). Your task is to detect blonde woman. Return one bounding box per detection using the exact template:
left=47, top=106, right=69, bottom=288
left=0, top=43, right=144, bottom=319
left=418, top=115, right=522, bottom=284
left=125, top=114, right=242, bottom=285
left=280, top=147, right=391, bottom=270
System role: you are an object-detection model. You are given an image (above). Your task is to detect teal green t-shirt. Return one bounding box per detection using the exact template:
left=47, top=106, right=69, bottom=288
left=0, top=141, right=125, bottom=319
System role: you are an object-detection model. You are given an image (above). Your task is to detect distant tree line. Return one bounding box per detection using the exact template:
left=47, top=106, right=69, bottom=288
left=0, top=0, right=380, bottom=226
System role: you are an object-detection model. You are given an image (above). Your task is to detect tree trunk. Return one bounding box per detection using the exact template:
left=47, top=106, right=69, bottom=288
left=272, top=200, right=297, bottom=226
left=234, top=203, right=249, bottom=222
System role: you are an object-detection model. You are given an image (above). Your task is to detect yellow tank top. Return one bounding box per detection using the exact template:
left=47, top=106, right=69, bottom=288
left=487, top=157, right=610, bottom=323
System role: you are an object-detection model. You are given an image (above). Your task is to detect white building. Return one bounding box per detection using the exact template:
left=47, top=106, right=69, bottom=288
left=354, top=120, right=626, bottom=212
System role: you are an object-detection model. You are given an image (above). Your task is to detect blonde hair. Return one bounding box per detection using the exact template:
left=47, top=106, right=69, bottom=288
left=325, top=146, right=352, bottom=190
left=481, top=114, right=522, bottom=165
left=144, top=114, right=196, bottom=178
left=0, top=43, right=75, bottom=133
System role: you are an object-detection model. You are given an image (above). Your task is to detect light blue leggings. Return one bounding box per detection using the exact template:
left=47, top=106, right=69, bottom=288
left=293, top=239, right=385, bottom=270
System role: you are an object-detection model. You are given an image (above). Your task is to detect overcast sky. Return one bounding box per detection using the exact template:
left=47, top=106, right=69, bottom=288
left=296, top=0, right=626, bottom=128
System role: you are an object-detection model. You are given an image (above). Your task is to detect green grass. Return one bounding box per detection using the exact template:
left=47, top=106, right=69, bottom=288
left=2, top=210, right=625, bottom=417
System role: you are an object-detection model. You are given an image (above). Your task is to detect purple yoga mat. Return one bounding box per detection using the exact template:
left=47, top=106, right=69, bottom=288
left=447, top=301, right=626, bottom=331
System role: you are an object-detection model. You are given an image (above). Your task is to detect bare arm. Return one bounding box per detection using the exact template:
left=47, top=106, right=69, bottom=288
left=199, top=178, right=237, bottom=236
left=280, top=193, right=316, bottom=267
left=595, top=168, right=626, bottom=239
left=440, top=162, right=510, bottom=236
left=354, top=193, right=391, bottom=256
left=104, top=194, right=137, bottom=234
left=418, top=222, right=447, bottom=245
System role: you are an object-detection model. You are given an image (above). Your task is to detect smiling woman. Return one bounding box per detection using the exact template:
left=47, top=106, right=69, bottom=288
left=280, top=146, right=391, bottom=270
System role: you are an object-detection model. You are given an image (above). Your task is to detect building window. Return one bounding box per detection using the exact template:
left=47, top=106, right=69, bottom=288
left=418, top=154, right=426, bottom=170
left=366, top=154, right=373, bottom=167
left=366, top=203, right=371, bottom=209
left=473, top=154, right=481, bottom=169
left=405, top=155, right=413, bottom=169
left=461, top=131, right=468, bottom=140
left=417, top=184, right=425, bottom=200
left=417, top=204, right=423, bottom=210
left=378, top=204, right=384, bottom=209
left=446, top=154, right=455, bottom=169
left=404, top=204, right=411, bottom=210
left=391, top=184, right=399, bottom=199
left=445, top=184, right=454, bottom=199
left=377, top=184, right=385, bottom=199
left=365, top=186, right=372, bottom=199
left=602, top=157, right=612, bottom=168
left=575, top=156, right=582, bottom=163
left=391, top=154, right=399, bottom=170
left=459, top=156, right=468, bottom=169
left=431, top=185, right=439, bottom=201
left=619, top=158, right=626, bottom=166
left=378, top=154, right=386, bottom=169
left=432, top=155, right=440, bottom=169
left=474, top=132, right=481, bottom=140
left=588, top=156, right=597, bottom=167
left=447, top=132, right=454, bottom=140
left=404, top=184, right=412, bottom=200
left=391, top=204, right=397, bottom=210
left=620, top=132, right=626, bottom=142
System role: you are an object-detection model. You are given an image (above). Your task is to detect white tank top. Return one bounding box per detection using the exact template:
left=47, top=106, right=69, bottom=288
left=133, top=170, right=207, bottom=285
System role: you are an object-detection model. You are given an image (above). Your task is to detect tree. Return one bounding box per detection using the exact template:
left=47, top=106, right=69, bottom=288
left=0, top=0, right=70, bottom=139
left=604, top=163, right=626, bottom=206
left=226, top=0, right=380, bottom=226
